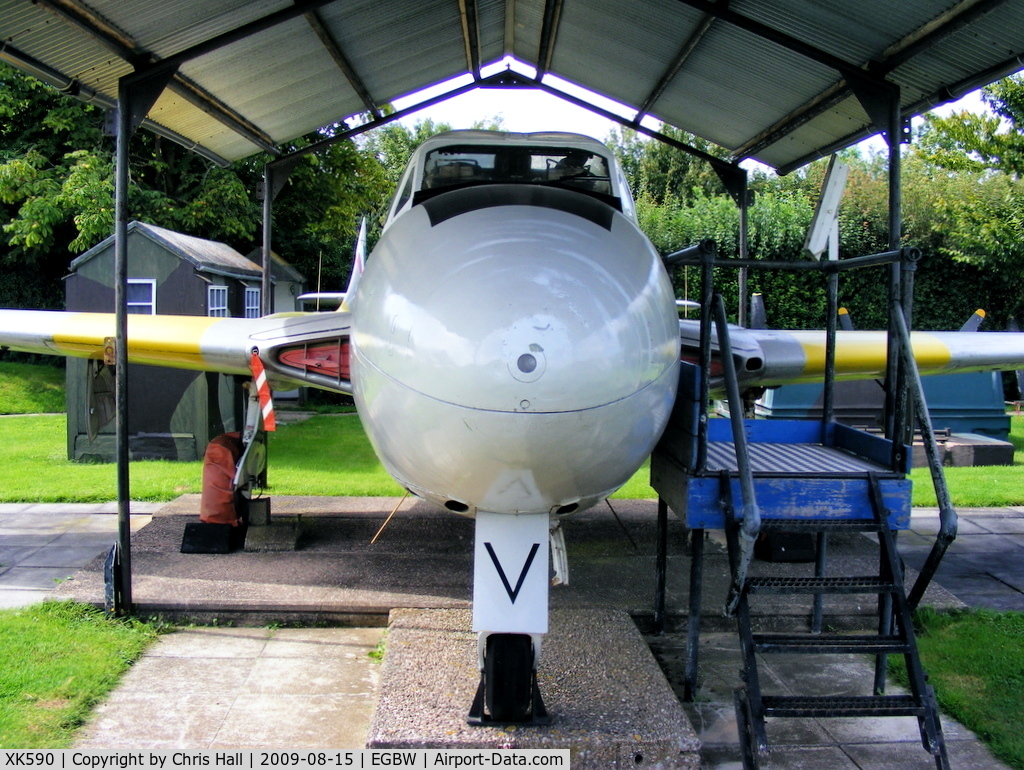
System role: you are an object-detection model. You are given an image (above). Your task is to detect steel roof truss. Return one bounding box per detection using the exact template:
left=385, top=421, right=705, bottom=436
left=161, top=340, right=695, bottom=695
left=536, top=0, right=564, bottom=79
left=674, top=0, right=891, bottom=91
left=37, top=0, right=281, bottom=154
left=115, top=0, right=342, bottom=154
left=848, top=80, right=910, bottom=146
left=34, top=0, right=143, bottom=65
left=727, top=0, right=1007, bottom=164
left=635, top=9, right=718, bottom=121
left=870, top=0, right=1010, bottom=77
left=120, top=68, right=176, bottom=138
left=123, top=0, right=337, bottom=88
left=459, top=0, right=483, bottom=79
left=304, top=9, right=382, bottom=120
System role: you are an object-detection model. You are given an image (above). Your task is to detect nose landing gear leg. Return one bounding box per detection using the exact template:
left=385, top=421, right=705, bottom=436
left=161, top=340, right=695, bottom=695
left=468, top=632, right=550, bottom=725
left=468, top=511, right=552, bottom=726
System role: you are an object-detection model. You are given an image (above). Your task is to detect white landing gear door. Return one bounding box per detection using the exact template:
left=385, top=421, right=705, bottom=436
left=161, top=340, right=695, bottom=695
left=472, top=512, right=550, bottom=635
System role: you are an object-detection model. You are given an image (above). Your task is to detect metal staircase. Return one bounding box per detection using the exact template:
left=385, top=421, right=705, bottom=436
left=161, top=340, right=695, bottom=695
left=650, top=246, right=958, bottom=769
left=727, top=477, right=948, bottom=769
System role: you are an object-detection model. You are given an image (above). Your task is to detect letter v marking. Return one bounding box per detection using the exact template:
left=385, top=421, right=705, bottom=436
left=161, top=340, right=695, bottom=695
left=484, top=542, right=540, bottom=604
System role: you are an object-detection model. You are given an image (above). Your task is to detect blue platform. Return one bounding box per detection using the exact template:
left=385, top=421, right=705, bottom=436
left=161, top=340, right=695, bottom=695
left=651, top=363, right=913, bottom=531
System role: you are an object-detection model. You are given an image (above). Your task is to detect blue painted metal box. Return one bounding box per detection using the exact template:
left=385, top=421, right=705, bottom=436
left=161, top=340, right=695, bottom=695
left=651, top=363, right=913, bottom=530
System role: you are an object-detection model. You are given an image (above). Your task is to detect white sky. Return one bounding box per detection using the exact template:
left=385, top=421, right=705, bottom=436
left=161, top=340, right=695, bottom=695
left=390, top=57, right=993, bottom=168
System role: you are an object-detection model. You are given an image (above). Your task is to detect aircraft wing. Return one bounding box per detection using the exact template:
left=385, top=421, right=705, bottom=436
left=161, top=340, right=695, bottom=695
left=0, top=308, right=353, bottom=394
left=680, top=319, right=1024, bottom=392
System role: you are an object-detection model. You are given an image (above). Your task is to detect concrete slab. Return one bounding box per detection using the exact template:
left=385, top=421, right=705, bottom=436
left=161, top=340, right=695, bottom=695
left=0, top=505, right=153, bottom=608
left=968, top=516, right=1024, bottom=534
left=50, top=499, right=963, bottom=634
left=368, top=608, right=700, bottom=769
left=0, top=565, right=80, bottom=590
left=74, top=626, right=384, bottom=751
left=0, top=589, right=54, bottom=609
left=244, top=517, right=303, bottom=552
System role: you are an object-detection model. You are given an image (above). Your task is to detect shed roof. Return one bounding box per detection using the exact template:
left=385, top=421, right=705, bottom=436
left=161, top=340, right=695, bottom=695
left=70, top=221, right=267, bottom=281
left=2, top=0, right=1022, bottom=173
left=245, top=249, right=307, bottom=285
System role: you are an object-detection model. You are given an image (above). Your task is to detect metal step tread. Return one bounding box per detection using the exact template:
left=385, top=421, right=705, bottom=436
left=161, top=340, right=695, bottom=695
left=746, top=575, right=898, bottom=594
left=752, top=633, right=909, bottom=654
left=760, top=694, right=926, bottom=718
left=705, top=441, right=896, bottom=475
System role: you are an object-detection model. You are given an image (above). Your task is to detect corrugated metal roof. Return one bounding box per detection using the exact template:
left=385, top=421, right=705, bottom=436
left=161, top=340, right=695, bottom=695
left=2, top=0, right=1022, bottom=172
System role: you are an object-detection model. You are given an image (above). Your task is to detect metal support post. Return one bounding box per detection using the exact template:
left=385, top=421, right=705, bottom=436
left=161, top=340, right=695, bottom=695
left=737, top=175, right=750, bottom=328
left=653, top=497, right=669, bottom=633
left=112, top=79, right=133, bottom=615
left=262, top=165, right=273, bottom=316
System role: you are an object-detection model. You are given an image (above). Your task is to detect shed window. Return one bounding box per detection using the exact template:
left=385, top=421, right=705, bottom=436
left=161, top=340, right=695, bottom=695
left=127, top=279, right=156, bottom=314
left=208, top=285, right=229, bottom=317
left=245, top=287, right=261, bottom=318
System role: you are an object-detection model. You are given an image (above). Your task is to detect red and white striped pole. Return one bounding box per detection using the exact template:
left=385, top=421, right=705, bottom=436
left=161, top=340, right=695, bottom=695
left=249, top=349, right=276, bottom=431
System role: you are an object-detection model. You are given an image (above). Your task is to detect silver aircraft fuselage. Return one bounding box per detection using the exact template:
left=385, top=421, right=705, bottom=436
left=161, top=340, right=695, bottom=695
left=350, top=131, right=680, bottom=517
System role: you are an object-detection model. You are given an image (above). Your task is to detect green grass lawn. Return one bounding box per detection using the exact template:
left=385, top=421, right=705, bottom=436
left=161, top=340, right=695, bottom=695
left=0, top=362, right=65, bottom=415
left=0, top=602, right=159, bottom=749
left=891, top=608, right=1024, bottom=769
left=0, top=413, right=407, bottom=501
left=0, top=415, right=206, bottom=502
left=910, top=414, right=1024, bottom=507
left=1, top=358, right=1021, bottom=505
left=2, top=412, right=1023, bottom=505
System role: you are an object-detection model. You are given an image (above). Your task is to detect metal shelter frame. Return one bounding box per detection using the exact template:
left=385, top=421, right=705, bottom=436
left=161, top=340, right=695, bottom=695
left=89, top=0, right=961, bottom=617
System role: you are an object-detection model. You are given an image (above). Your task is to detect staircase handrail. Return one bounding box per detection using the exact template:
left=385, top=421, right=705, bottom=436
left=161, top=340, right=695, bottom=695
left=891, top=303, right=958, bottom=608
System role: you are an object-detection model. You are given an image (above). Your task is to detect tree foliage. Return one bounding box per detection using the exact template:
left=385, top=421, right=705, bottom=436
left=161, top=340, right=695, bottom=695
left=918, top=75, right=1024, bottom=177
left=253, top=132, right=390, bottom=292
left=0, top=64, right=108, bottom=267
left=0, top=63, right=396, bottom=306
left=912, top=75, right=1024, bottom=315
left=358, top=117, right=453, bottom=241
left=607, top=103, right=1024, bottom=332
left=605, top=124, right=728, bottom=204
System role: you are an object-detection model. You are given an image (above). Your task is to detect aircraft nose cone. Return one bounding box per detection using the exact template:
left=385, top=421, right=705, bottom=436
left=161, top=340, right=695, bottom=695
left=354, top=200, right=678, bottom=414
left=351, top=190, right=680, bottom=514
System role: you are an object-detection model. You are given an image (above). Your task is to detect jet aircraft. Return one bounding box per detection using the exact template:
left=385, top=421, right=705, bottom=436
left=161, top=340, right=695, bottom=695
left=3, top=129, right=1024, bottom=724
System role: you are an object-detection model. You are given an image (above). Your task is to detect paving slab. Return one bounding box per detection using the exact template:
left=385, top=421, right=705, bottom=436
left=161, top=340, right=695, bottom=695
left=650, top=631, right=1011, bottom=769
left=368, top=607, right=700, bottom=769
left=0, top=505, right=153, bottom=608
left=74, top=626, right=384, bottom=750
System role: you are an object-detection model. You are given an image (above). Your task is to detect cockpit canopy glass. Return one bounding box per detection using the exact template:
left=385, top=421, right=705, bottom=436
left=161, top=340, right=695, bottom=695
left=421, top=145, right=614, bottom=197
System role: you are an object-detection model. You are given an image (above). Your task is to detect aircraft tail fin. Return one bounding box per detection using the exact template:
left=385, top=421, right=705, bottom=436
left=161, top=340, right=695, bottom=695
left=749, top=293, right=767, bottom=329
left=838, top=307, right=854, bottom=331
left=340, top=217, right=367, bottom=313
left=959, top=309, right=986, bottom=332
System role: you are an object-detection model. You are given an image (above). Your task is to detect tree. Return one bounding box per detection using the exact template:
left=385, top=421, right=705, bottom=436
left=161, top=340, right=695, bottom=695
left=612, top=126, right=1006, bottom=332
left=0, top=63, right=398, bottom=306
left=0, top=64, right=109, bottom=265
left=257, top=131, right=390, bottom=291
left=358, top=117, right=453, bottom=242
left=605, top=124, right=728, bottom=204
left=911, top=75, right=1024, bottom=320
left=918, top=76, right=1024, bottom=176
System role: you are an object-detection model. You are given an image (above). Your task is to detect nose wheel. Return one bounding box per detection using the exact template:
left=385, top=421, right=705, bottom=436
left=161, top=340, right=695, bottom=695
left=467, top=633, right=550, bottom=725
